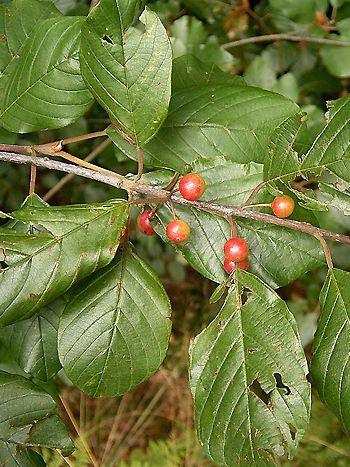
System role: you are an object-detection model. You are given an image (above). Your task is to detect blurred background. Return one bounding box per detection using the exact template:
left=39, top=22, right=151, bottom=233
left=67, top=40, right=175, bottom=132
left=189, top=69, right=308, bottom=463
left=1, top=0, right=350, bottom=465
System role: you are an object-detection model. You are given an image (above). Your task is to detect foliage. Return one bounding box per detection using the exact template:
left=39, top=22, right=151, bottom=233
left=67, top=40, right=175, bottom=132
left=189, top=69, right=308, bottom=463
left=1, top=0, right=350, bottom=466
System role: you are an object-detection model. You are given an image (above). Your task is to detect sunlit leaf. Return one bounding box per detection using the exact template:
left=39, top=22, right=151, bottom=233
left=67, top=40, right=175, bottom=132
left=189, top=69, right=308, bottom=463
left=59, top=246, right=172, bottom=397
left=190, top=271, right=310, bottom=466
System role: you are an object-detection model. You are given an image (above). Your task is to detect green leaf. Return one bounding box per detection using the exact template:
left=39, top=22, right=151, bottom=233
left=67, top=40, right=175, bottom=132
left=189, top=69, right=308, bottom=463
left=311, top=268, right=350, bottom=434
left=0, top=296, right=68, bottom=381
left=190, top=271, right=310, bottom=466
left=0, top=441, right=45, bottom=467
left=0, top=0, right=61, bottom=110
left=264, top=112, right=305, bottom=183
left=319, top=182, right=350, bottom=215
left=321, top=41, right=350, bottom=78
left=272, top=72, right=299, bottom=102
left=209, top=281, right=227, bottom=304
left=108, top=83, right=299, bottom=173
left=58, top=246, right=172, bottom=397
left=0, top=15, right=93, bottom=133
left=80, top=0, right=171, bottom=146
left=268, top=0, right=323, bottom=23
left=0, top=200, right=129, bottom=326
left=287, top=185, right=328, bottom=212
left=171, top=55, right=244, bottom=92
left=244, top=56, right=277, bottom=90
left=0, top=371, right=74, bottom=455
left=301, top=96, right=350, bottom=182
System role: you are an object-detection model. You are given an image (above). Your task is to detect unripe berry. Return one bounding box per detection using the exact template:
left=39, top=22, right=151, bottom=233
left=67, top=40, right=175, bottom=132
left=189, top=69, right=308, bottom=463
left=179, top=173, right=206, bottom=201
left=166, top=219, right=190, bottom=243
left=271, top=195, right=295, bottom=219
left=224, top=237, right=249, bottom=262
left=224, top=258, right=250, bottom=274
left=137, top=210, right=155, bottom=236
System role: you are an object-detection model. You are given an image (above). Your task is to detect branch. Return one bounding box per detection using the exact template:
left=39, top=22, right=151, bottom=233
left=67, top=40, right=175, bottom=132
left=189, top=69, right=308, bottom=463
left=1, top=150, right=350, bottom=246
left=43, top=139, right=112, bottom=201
left=223, top=33, right=350, bottom=49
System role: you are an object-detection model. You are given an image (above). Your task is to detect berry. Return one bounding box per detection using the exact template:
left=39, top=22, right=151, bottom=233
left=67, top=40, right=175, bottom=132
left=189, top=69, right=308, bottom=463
left=179, top=173, right=206, bottom=201
left=166, top=219, right=190, bottom=243
left=224, top=258, right=250, bottom=274
left=271, top=195, right=295, bottom=219
left=137, top=210, right=155, bottom=236
left=224, top=237, right=249, bottom=262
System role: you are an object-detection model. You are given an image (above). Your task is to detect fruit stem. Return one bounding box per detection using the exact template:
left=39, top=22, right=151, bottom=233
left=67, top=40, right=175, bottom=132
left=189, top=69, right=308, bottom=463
left=226, top=216, right=238, bottom=237
left=315, top=234, right=333, bottom=270
left=135, top=145, right=143, bottom=181
left=168, top=200, right=177, bottom=220
left=242, top=203, right=271, bottom=210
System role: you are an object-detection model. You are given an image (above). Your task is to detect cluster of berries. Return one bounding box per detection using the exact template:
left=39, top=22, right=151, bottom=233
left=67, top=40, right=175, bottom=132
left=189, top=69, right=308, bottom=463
left=137, top=172, right=295, bottom=274
left=137, top=173, right=205, bottom=242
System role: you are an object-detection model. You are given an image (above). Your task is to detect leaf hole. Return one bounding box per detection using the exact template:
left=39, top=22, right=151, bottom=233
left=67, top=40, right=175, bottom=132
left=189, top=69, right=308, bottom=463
left=0, top=261, right=8, bottom=270
left=274, top=373, right=291, bottom=395
left=102, top=35, right=114, bottom=45
left=248, top=348, right=258, bottom=353
left=288, top=423, right=297, bottom=440
left=249, top=379, right=271, bottom=405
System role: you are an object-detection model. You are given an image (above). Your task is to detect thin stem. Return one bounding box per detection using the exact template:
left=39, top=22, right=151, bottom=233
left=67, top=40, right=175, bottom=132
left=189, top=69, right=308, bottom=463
left=163, top=172, right=180, bottom=191
left=226, top=216, right=238, bottom=237
left=60, top=129, right=107, bottom=146
left=135, top=145, right=143, bottom=181
left=0, top=129, right=108, bottom=158
left=90, top=0, right=99, bottom=10
left=168, top=200, right=177, bottom=220
left=130, top=197, right=161, bottom=205
left=59, top=396, right=98, bottom=467
left=29, top=165, right=37, bottom=195
left=242, top=203, right=271, bottom=210
left=241, top=181, right=266, bottom=207
left=223, top=33, right=350, bottom=49
left=2, top=151, right=350, bottom=246
left=315, top=234, right=334, bottom=269
left=54, top=150, right=117, bottom=177
left=43, top=139, right=111, bottom=201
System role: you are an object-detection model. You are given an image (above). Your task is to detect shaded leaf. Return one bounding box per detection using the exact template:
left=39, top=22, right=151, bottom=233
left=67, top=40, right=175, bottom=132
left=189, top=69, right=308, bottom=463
left=0, top=372, right=74, bottom=455
left=264, top=112, right=305, bottom=183
left=0, top=15, right=93, bottom=133
left=209, top=281, right=227, bottom=304
left=319, top=182, right=350, bottom=215
left=287, top=185, right=328, bottom=212
left=58, top=246, right=172, bottom=397
left=301, top=96, right=350, bottom=182
left=0, top=200, right=129, bottom=326
left=0, top=441, right=45, bottom=467
left=311, top=268, right=350, bottom=434
left=0, top=296, right=68, bottom=381
left=80, top=0, right=171, bottom=146
left=108, top=83, right=299, bottom=173
left=321, top=40, right=350, bottom=78
left=190, top=270, right=310, bottom=466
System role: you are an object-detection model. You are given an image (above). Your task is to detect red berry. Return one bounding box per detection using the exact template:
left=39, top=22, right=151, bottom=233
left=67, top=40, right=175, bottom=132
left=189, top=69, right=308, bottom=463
left=271, top=195, right=295, bottom=219
left=179, top=173, right=206, bottom=201
left=166, top=219, right=190, bottom=243
left=224, top=258, right=250, bottom=274
left=224, top=237, right=249, bottom=262
left=137, top=210, right=155, bottom=236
